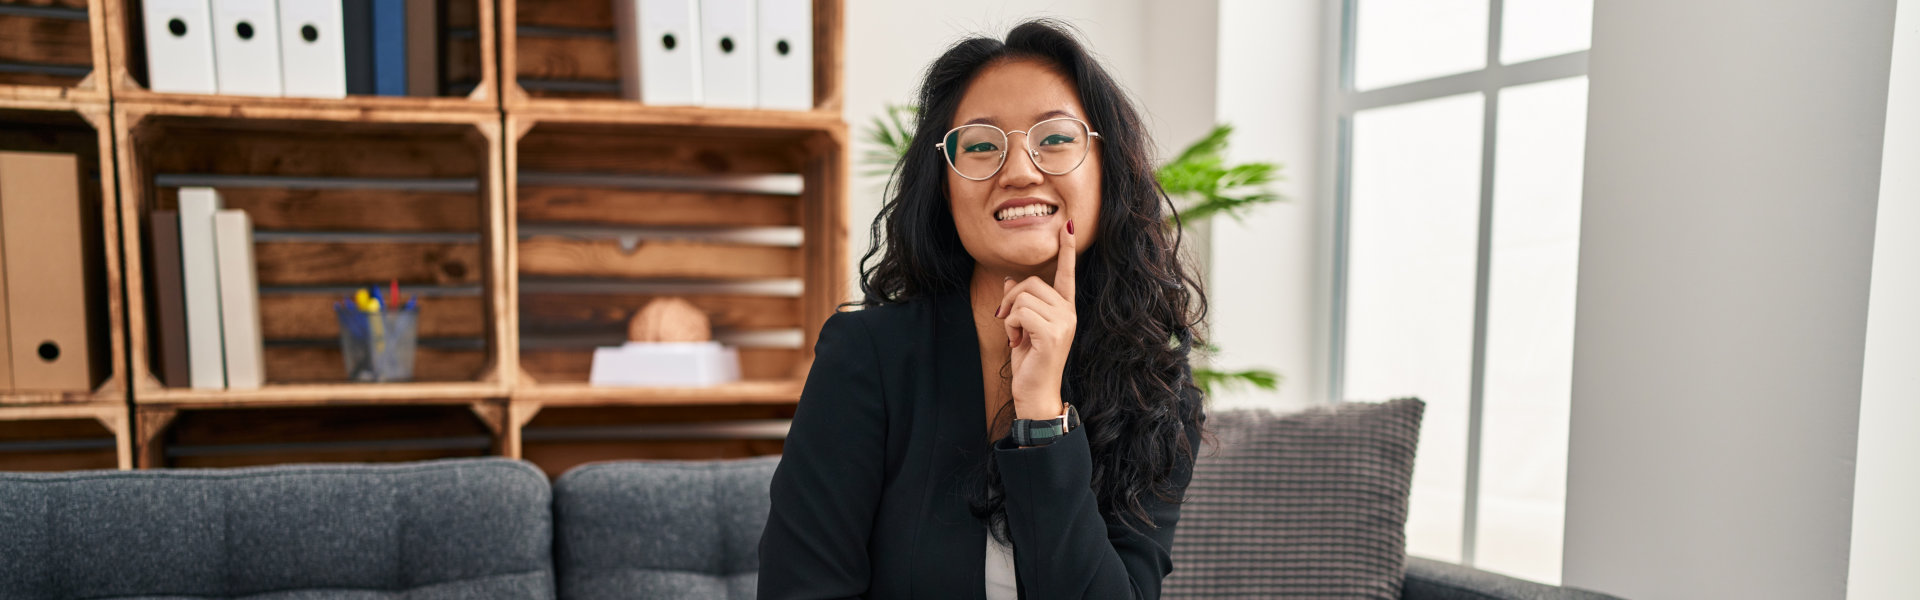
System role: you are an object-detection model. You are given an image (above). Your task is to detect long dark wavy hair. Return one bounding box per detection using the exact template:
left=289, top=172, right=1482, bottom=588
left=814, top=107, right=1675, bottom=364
left=847, top=19, right=1210, bottom=542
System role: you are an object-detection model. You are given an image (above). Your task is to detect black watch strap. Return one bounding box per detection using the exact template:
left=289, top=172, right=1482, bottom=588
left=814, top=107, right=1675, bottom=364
left=1011, top=403, right=1081, bottom=447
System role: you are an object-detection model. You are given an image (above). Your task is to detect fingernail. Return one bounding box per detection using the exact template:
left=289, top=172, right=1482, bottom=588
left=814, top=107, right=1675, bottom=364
left=1068, top=219, right=1075, bottom=235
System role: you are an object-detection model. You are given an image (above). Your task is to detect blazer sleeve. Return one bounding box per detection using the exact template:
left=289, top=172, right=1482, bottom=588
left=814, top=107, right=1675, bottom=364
left=991, top=382, right=1203, bottom=600
left=758, top=310, right=889, bottom=600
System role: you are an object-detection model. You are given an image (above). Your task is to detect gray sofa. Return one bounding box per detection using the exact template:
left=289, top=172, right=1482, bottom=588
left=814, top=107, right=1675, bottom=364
left=0, top=456, right=1619, bottom=599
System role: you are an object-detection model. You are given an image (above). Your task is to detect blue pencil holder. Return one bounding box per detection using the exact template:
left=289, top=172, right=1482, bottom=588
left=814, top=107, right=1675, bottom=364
left=335, top=304, right=419, bottom=382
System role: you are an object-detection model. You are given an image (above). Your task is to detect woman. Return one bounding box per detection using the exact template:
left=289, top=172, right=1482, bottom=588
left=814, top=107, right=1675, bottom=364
left=758, top=19, right=1208, bottom=600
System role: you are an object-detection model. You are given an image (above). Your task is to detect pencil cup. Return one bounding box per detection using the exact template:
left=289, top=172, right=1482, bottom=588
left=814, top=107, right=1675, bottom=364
left=335, top=304, right=419, bottom=382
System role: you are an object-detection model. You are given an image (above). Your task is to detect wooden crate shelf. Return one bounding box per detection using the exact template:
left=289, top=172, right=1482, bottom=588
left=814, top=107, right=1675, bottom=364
left=115, top=103, right=512, bottom=404
left=135, top=400, right=507, bottom=468
left=0, top=403, right=132, bottom=469
left=500, top=0, right=843, bottom=114
left=0, top=0, right=110, bottom=104
left=0, top=0, right=847, bottom=472
left=99, top=0, right=498, bottom=110
left=503, top=109, right=846, bottom=405
left=0, top=104, right=128, bottom=407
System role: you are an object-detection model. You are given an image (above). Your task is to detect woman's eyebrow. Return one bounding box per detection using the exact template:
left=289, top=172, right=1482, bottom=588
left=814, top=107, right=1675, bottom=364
left=959, top=110, right=1080, bottom=127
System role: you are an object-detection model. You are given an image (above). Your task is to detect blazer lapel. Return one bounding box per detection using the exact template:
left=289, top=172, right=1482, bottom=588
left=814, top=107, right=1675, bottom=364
left=912, top=287, right=990, bottom=599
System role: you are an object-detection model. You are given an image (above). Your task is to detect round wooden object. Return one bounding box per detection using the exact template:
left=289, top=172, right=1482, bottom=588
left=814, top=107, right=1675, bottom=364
left=628, top=297, right=712, bottom=342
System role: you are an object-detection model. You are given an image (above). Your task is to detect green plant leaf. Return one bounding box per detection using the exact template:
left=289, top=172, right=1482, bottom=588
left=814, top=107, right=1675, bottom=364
left=861, top=104, right=919, bottom=178
left=1193, top=368, right=1283, bottom=395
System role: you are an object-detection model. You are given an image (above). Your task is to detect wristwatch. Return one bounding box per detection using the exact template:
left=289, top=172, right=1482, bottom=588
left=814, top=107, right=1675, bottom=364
left=1010, top=403, right=1081, bottom=447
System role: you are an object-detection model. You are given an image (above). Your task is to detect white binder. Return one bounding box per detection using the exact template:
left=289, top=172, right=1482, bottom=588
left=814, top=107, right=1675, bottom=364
left=698, top=0, right=755, bottom=108
left=177, top=188, right=227, bottom=390
left=142, top=0, right=219, bottom=94
left=214, top=210, right=265, bottom=390
left=621, top=0, right=701, bottom=105
left=755, top=0, right=811, bottom=110
left=211, top=0, right=284, bottom=96
left=277, top=0, right=345, bottom=98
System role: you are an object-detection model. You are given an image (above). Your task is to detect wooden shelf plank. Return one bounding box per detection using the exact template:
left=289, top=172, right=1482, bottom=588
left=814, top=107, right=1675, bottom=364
left=134, top=381, right=508, bottom=408
left=514, top=380, right=803, bottom=406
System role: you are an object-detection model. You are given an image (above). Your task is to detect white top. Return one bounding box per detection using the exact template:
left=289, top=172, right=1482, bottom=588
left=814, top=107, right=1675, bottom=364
left=986, top=534, right=1018, bottom=600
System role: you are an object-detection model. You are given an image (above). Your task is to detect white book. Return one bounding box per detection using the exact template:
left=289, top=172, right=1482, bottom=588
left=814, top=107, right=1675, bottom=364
left=142, top=0, right=220, bottom=94
left=755, top=0, right=811, bottom=110
left=211, top=0, right=285, bottom=96
left=698, top=0, right=755, bottom=108
left=177, top=188, right=227, bottom=389
left=621, top=0, right=702, bottom=105
left=277, top=0, right=346, bottom=98
left=214, top=210, right=265, bottom=389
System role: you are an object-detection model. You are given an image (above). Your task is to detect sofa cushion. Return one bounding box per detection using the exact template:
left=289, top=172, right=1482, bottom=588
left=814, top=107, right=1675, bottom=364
left=0, top=457, right=555, bottom=600
left=551, top=456, right=778, bottom=600
left=1164, top=398, right=1425, bottom=599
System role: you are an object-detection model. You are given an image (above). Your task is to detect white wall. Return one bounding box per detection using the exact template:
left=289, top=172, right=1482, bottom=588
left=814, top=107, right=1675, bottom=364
left=1562, top=1, right=1898, bottom=598
left=1206, top=0, right=1325, bottom=411
left=1847, top=0, right=1920, bottom=597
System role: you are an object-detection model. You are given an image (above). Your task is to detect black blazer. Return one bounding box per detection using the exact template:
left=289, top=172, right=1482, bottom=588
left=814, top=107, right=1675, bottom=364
left=757, top=287, right=1201, bottom=600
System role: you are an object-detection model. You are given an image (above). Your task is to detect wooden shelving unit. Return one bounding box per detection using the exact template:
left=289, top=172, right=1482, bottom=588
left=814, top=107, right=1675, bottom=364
left=0, top=0, right=111, bottom=104
left=0, top=101, right=133, bottom=469
left=98, top=0, right=499, bottom=110
left=0, top=0, right=847, bottom=473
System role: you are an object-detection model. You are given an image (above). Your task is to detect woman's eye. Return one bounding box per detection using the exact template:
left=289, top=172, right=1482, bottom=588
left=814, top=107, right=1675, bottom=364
left=963, top=142, right=999, bottom=153
left=1039, top=134, right=1076, bottom=146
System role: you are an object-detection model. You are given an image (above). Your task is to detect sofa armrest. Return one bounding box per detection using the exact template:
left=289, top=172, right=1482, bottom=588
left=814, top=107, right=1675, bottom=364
left=1402, top=557, right=1629, bottom=600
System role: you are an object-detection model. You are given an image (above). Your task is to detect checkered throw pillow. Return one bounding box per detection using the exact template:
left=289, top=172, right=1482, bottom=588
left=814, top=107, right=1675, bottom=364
left=1165, top=398, right=1425, bottom=599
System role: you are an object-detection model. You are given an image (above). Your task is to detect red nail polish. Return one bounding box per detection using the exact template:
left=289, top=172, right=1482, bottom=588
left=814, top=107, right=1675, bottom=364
left=1067, top=220, right=1075, bottom=235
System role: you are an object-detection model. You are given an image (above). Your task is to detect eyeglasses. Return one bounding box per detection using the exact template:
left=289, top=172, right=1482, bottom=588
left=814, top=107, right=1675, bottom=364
left=935, top=117, right=1101, bottom=181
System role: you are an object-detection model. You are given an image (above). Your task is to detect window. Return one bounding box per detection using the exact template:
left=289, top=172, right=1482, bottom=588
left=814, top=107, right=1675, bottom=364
left=1330, top=0, right=1592, bottom=585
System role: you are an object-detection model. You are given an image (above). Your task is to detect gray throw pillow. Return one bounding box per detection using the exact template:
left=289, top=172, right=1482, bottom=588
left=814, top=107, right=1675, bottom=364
left=1165, top=397, right=1425, bottom=599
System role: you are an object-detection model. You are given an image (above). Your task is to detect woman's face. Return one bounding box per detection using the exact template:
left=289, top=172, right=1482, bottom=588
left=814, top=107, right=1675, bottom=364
left=945, top=59, right=1101, bottom=274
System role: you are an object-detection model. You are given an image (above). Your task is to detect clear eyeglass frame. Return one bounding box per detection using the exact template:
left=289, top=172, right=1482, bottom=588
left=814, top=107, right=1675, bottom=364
left=934, top=117, right=1102, bottom=181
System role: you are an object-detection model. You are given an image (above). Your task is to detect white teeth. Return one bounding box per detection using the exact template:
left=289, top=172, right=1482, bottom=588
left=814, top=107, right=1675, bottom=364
left=995, top=204, right=1057, bottom=221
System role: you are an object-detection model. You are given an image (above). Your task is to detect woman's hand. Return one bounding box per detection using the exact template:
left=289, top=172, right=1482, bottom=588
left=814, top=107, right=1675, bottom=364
left=995, top=220, right=1077, bottom=420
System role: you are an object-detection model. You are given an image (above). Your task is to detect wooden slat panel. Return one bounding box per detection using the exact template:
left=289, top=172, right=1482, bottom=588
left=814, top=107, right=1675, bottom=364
left=518, top=187, right=799, bottom=227
left=444, top=0, right=477, bottom=28
left=265, top=346, right=487, bottom=383
left=254, top=240, right=482, bottom=285
left=0, top=418, right=110, bottom=441
left=520, top=347, right=800, bottom=382
left=0, top=450, right=117, bottom=471
left=0, top=70, right=85, bottom=87
left=142, top=129, right=479, bottom=178
left=525, top=404, right=794, bottom=427
left=520, top=293, right=799, bottom=334
left=517, top=0, right=613, bottom=29
left=167, top=405, right=489, bottom=445
left=517, top=237, right=799, bottom=279
left=0, top=15, right=92, bottom=65
left=170, top=447, right=486, bottom=469
left=523, top=439, right=782, bottom=478
left=444, top=40, right=478, bottom=87
left=259, top=293, right=486, bottom=339
left=518, top=129, right=803, bottom=174
left=156, top=187, right=482, bottom=232
left=516, top=35, right=617, bottom=81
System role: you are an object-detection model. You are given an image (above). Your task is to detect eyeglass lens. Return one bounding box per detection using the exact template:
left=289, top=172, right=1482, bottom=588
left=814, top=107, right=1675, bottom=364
left=943, top=119, right=1091, bottom=180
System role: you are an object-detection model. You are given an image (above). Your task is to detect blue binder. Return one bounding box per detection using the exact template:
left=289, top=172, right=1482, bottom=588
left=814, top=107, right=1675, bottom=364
left=372, top=0, right=406, bottom=95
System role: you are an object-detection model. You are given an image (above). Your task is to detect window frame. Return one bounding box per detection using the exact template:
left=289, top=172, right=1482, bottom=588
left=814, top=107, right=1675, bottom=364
left=1323, top=0, right=1590, bottom=566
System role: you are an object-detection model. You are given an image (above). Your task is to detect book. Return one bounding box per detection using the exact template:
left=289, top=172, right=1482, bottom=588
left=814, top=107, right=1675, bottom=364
left=150, top=210, right=193, bottom=388
left=372, top=0, right=407, bottom=96
left=344, top=0, right=375, bottom=95
left=214, top=210, right=265, bottom=389
left=405, top=0, right=439, bottom=96
left=178, top=187, right=227, bottom=389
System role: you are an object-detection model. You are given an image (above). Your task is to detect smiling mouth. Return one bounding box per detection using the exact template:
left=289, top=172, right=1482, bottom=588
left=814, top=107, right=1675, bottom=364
left=994, top=204, right=1058, bottom=221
